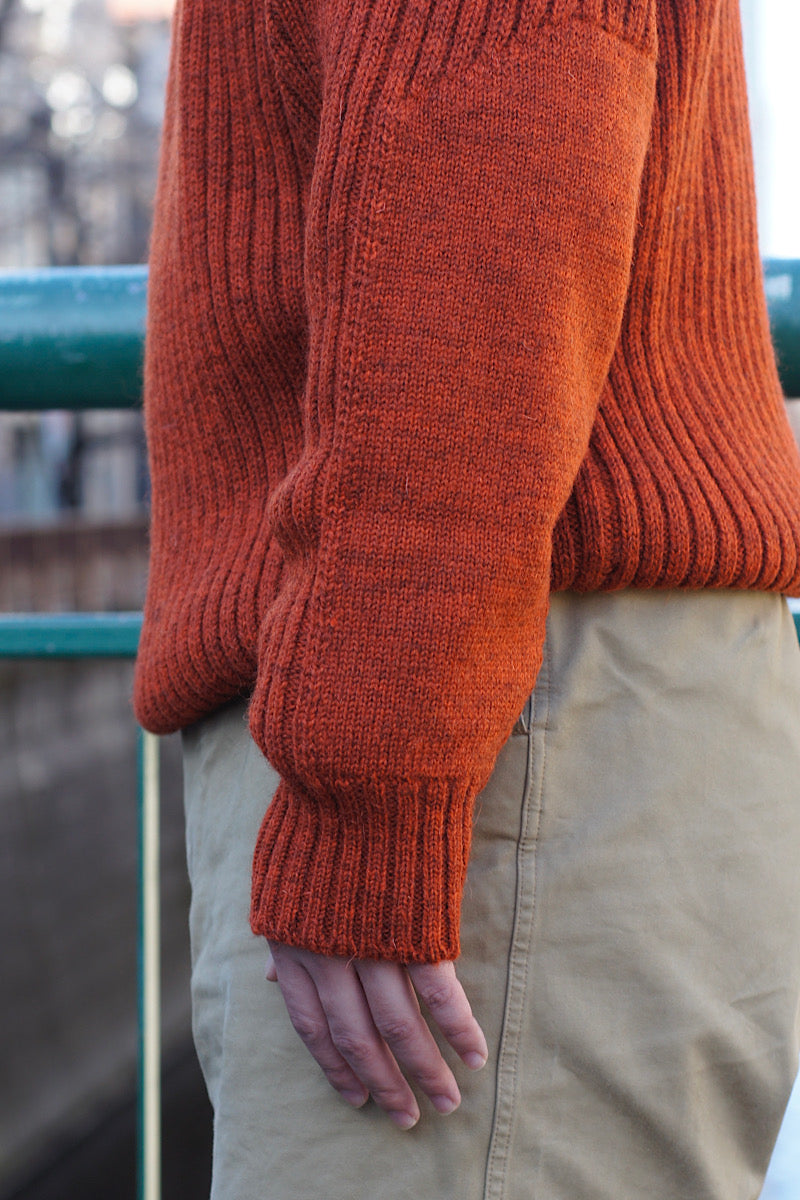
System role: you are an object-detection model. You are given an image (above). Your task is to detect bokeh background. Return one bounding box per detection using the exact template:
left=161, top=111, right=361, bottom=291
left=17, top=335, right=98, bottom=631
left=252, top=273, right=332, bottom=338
left=0, top=1, right=798, bottom=1197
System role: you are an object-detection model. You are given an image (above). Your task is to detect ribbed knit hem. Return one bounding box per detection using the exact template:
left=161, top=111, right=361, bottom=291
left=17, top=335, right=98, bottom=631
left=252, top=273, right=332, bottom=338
left=250, top=776, right=479, bottom=962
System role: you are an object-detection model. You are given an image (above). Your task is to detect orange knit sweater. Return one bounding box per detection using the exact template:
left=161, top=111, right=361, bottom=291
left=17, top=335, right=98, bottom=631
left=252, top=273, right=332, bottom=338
left=133, top=0, right=800, bottom=962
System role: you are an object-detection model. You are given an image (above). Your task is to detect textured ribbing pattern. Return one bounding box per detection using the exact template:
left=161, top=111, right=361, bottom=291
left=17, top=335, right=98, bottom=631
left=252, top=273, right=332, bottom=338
left=134, top=0, right=800, bottom=960
left=550, top=1, right=800, bottom=591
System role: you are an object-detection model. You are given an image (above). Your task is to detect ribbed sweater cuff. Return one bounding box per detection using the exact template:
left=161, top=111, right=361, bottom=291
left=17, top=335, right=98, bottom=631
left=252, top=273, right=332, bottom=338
left=250, top=776, right=480, bottom=962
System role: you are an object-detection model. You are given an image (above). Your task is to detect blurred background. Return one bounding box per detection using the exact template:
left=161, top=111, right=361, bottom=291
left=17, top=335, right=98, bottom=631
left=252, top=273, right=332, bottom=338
left=0, top=0, right=798, bottom=1197
left=0, top=3, right=206, bottom=1199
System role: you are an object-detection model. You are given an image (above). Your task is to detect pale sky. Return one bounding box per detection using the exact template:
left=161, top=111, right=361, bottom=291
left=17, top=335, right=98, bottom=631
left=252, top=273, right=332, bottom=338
left=741, top=0, right=800, bottom=259
left=105, top=0, right=173, bottom=21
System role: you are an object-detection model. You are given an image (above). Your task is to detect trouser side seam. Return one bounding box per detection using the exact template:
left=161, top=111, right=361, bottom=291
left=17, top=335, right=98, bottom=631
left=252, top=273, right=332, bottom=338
left=483, top=640, right=552, bottom=1200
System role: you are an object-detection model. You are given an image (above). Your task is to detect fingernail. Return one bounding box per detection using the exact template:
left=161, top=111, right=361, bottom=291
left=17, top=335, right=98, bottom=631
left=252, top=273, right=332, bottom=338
left=389, top=1111, right=418, bottom=1130
left=431, top=1094, right=459, bottom=1115
left=463, top=1051, right=487, bottom=1070
left=341, top=1089, right=368, bottom=1108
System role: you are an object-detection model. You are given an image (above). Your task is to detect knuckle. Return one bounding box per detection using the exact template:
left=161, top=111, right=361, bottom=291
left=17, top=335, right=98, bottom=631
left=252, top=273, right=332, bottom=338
left=420, top=981, right=456, bottom=1012
left=370, top=1081, right=409, bottom=1107
left=375, top=1015, right=417, bottom=1046
left=443, top=1016, right=474, bottom=1042
left=330, top=1030, right=373, bottom=1063
left=291, top=1012, right=328, bottom=1050
left=324, top=1062, right=357, bottom=1088
left=413, top=1062, right=447, bottom=1088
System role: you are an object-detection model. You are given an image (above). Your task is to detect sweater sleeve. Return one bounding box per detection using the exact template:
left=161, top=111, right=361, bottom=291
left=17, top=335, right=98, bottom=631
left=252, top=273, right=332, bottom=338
left=249, top=0, right=658, bottom=962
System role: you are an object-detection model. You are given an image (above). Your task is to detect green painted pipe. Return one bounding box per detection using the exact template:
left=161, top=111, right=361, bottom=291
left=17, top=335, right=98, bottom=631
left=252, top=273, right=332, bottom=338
left=0, top=261, right=800, bottom=409
left=764, top=259, right=800, bottom=398
left=0, top=265, right=147, bottom=410
left=0, top=612, right=142, bottom=656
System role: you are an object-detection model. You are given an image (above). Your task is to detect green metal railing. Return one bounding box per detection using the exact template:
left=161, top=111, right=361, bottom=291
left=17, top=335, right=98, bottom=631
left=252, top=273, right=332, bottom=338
left=0, top=612, right=143, bottom=656
left=0, top=609, right=159, bottom=1200
left=0, top=264, right=155, bottom=1200
left=1, top=260, right=800, bottom=402
left=0, top=264, right=147, bottom=409
left=2, top=262, right=800, bottom=1200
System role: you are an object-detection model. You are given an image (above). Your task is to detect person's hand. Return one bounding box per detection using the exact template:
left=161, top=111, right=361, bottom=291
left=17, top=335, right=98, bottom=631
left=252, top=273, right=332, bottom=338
left=266, top=942, right=488, bottom=1129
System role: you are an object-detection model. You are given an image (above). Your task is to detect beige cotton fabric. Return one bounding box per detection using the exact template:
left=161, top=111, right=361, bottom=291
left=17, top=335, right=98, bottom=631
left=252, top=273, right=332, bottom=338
left=182, top=589, right=800, bottom=1200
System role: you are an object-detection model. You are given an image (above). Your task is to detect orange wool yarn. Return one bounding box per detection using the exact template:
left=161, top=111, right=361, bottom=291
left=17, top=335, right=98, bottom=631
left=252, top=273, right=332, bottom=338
left=133, top=0, right=800, bottom=962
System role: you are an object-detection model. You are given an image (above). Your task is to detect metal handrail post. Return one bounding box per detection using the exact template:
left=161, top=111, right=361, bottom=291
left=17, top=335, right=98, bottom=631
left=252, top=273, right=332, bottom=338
left=137, top=728, right=161, bottom=1200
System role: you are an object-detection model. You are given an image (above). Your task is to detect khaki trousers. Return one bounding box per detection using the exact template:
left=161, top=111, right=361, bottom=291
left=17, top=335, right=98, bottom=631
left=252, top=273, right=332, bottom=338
left=182, top=590, right=800, bottom=1200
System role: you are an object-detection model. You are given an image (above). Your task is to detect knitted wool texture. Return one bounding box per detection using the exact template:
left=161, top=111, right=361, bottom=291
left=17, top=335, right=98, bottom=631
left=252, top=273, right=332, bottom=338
left=133, top=0, right=800, bottom=961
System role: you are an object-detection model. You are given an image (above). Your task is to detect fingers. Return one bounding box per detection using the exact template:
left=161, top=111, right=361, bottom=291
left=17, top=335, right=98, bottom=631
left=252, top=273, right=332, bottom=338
left=268, top=948, right=369, bottom=1110
left=314, top=959, right=423, bottom=1129
left=355, top=960, right=461, bottom=1116
left=270, top=945, right=420, bottom=1127
left=408, top=961, right=489, bottom=1070
left=267, top=944, right=488, bottom=1130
